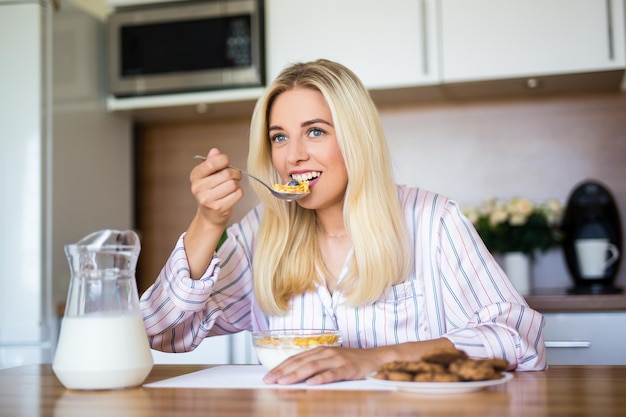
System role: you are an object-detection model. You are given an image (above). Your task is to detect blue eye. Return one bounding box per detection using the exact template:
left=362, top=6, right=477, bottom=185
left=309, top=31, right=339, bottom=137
left=309, top=128, right=324, bottom=138
left=271, top=133, right=287, bottom=143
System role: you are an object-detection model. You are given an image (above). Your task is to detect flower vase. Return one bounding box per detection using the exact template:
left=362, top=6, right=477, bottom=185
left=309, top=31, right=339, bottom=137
left=503, top=252, right=531, bottom=295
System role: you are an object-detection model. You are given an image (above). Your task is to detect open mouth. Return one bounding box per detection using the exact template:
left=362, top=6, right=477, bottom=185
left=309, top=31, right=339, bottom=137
left=291, top=171, right=321, bottom=183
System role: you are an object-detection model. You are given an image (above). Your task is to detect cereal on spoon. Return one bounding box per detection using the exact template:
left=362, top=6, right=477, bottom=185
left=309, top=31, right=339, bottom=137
left=273, top=179, right=310, bottom=195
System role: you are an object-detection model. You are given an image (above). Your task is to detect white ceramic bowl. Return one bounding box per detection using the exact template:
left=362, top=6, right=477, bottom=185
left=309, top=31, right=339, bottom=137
left=252, top=329, right=342, bottom=370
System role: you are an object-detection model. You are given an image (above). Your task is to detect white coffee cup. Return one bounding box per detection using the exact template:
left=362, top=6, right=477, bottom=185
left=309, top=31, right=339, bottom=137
left=575, top=238, right=620, bottom=279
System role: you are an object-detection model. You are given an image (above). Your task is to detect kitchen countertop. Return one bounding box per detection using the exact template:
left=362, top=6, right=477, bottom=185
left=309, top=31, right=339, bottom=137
left=3, top=364, right=626, bottom=417
left=525, top=287, right=626, bottom=312
left=57, top=288, right=626, bottom=318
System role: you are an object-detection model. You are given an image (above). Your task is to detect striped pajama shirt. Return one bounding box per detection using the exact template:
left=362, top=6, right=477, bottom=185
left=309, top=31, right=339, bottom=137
left=140, top=185, right=547, bottom=371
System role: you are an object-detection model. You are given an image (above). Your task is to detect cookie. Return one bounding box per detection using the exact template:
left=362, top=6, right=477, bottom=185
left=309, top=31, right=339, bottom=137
left=411, top=361, right=447, bottom=375
left=413, top=372, right=462, bottom=382
left=482, top=358, right=509, bottom=372
left=422, top=347, right=468, bottom=366
left=375, top=370, right=414, bottom=382
left=449, top=359, right=501, bottom=381
left=379, top=361, right=429, bottom=373
left=375, top=348, right=506, bottom=383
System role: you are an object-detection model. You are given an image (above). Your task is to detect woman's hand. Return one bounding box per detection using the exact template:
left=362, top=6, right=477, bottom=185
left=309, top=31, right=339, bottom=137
left=262, top=346, right=383, bottom=385
left=190, top=148, right=243, bottom=228
left=185, top=148, right=244, bottom=278
left=262, top=338, right=455, bottom=385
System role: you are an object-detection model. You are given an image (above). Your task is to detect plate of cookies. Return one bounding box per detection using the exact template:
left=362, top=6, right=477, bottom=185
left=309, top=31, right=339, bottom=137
left=368, top=347, right=513, bottom=394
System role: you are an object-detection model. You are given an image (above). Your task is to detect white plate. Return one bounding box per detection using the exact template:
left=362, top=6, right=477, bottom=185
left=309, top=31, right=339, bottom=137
left=366, top=372, right=513, bottom=395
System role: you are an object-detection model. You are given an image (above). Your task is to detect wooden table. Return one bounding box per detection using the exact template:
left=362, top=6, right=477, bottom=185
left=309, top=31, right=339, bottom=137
left=1, top=364, right=625, bottom=417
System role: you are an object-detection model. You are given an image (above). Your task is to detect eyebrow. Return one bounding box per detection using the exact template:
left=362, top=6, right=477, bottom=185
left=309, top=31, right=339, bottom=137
left=268, top=118, right=334, bottom=132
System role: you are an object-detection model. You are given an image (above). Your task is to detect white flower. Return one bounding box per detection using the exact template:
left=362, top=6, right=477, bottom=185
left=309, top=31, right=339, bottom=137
left=482, top=198, right=505, bottom=215
left=464, top=196, right=563, bottom=254
left=508, top=214, right=524, bottom=226
left=462, top=206, right=480, bottom=224
left=542, top=198, right=564, bottom=226
left=505, top=198, right=533, bottom=226
left=489, top=208, right=508, bottom=226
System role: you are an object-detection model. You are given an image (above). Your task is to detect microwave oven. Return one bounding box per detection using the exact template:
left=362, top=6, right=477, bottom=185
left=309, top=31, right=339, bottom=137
left=107, top=0, right=265, bottom=97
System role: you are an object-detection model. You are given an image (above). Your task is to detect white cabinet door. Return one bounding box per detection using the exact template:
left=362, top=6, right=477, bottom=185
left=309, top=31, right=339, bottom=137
left=266, top=0, right=439, bottom=89
left=151, top=332, right=255, bottom=365
left=543, top=312, right=626, bottom=365
left=0, top=1, right=49, bottom=369
left=440, top=0, right=626, bottom=83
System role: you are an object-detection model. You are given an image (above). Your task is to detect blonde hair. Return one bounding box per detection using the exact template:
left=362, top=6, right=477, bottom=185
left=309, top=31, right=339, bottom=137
left=248, top=59, right=412, bottom=315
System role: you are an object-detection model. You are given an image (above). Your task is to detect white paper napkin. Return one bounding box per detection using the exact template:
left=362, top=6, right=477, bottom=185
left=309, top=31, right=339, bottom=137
left=144, top=365, right=393, bottom=391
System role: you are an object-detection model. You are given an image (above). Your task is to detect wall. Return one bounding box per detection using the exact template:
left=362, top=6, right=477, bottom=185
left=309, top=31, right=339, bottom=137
left=135, top=91, right=626, bottom=293
left=380, top=92, right=626, bottom=290
left=52, top=5, right=133, bottom=313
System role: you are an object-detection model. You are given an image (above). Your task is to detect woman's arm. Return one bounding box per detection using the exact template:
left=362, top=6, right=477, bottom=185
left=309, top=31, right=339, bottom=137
left=434, top=199, right=547, bottom=371
left=186, top=148, right=244, bottom=278
left=140, top=207, right=262, bottom=352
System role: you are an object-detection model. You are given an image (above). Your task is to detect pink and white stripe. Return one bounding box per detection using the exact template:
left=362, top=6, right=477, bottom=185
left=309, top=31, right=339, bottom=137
left=140, top=185, right=546, bottom=371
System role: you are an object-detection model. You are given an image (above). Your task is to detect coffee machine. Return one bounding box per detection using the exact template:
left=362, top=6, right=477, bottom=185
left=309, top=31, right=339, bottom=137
left=562, top=180, right=622, bottom=294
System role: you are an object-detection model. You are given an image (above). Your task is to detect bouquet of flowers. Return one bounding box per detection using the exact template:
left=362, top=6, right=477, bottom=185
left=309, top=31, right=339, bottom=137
left=462, top=197, right=564, bottom=257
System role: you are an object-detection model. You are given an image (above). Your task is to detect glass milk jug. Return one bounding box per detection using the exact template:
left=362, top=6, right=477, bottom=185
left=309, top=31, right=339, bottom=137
left=52, top=230, right=153, bottom=390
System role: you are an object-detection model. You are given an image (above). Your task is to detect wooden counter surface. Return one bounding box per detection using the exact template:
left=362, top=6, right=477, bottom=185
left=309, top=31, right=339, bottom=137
left=525, top=288, right=626, bottom=312
left=57, top=289, right=626, bottom=320
left=1, top=364, right=625, bottom=417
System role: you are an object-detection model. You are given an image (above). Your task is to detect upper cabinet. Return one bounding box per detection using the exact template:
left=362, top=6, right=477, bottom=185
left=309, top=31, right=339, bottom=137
left=265, top=0, right=439, bottom=89
left=439, top=0, right=626, bottom=83
left=106, top=0, right=626, bottom=119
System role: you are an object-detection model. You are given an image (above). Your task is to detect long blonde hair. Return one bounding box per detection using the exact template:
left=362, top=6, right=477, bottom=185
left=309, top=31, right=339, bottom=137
left=248, top=59, right=412, bottom=315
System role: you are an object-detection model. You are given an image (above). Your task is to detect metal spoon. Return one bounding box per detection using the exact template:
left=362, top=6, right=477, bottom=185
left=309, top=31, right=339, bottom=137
left=193, top=155, right=309, bottom=201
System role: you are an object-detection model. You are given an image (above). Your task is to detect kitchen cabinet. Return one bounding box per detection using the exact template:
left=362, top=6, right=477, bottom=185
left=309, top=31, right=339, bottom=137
left=439, top=0, right=626, bottom=83
left=105, top=0, right=626, bottom=119
left=0, top=0, right=51, bottom=369
left=265, top=0, right=439, bottom=89
left=151, top=332, right=255, bottom=365
left=543, top=312, right=626, bottom=365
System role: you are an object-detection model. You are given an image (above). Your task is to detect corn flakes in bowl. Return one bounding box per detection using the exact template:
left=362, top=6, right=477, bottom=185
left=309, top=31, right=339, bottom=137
left=252, top=329, right=342, bottom=370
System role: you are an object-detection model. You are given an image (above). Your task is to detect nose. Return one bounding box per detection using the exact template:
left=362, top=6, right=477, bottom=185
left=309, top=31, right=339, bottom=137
left=285, top=137, right=309, bottom=165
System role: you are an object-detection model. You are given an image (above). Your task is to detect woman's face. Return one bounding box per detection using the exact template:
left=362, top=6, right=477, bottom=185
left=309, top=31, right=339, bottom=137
left=269, top=88, right=348, bottom=210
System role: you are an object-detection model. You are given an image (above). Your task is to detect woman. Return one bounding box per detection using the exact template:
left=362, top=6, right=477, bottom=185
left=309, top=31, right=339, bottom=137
left=140, top=59, right=546, bottom=385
